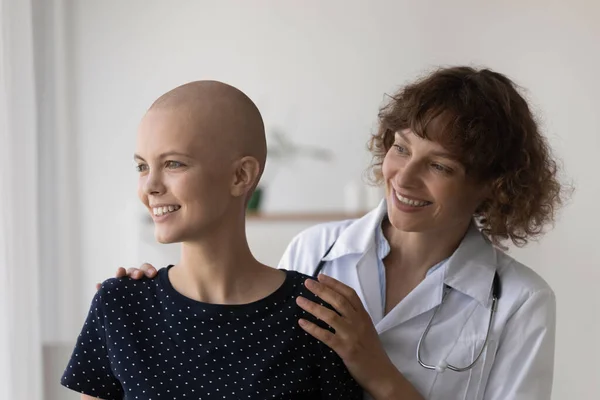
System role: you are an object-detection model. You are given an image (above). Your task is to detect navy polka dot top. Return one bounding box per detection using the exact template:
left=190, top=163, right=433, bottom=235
left=61, top=266, right=362, bottom=399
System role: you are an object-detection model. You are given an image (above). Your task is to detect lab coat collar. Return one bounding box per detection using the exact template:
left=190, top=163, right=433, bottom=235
left=322, top=199, right=387, bottom=261
left=443, top=224, right=498, bottom=308
left=323, top=198, right=498, bottom=308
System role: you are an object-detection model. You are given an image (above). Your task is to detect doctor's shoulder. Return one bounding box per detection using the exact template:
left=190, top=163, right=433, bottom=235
left=494, top=249, right=556, bottom=322
left=278, top=217, right=357, bottom=275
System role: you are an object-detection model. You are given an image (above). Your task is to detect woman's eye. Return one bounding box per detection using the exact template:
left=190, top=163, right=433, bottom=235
left=135, top=163, right=148, bottom=172
left=165, top=160, right=184, bottom=169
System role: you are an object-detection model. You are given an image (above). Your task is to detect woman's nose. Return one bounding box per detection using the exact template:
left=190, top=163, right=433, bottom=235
left=143, top=172, right=166, bottom=195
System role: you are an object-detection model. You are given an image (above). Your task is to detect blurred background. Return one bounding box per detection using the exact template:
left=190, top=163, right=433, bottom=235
left=1, top=0, right=598, bottom=399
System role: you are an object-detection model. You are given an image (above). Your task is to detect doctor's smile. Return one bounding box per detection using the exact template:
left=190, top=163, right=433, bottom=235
left=393, top=191, right=432, bottom=208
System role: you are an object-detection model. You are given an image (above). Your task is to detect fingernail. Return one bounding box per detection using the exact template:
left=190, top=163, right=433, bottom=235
left=296, top=296, right=307, bottom=305
left=305, top=279, right=317, bottom=289
left=298, top=319, right=308, bottom=327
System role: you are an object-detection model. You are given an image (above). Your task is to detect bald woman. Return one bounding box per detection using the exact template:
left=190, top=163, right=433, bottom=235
left=60, top=81, right=361, bottom=400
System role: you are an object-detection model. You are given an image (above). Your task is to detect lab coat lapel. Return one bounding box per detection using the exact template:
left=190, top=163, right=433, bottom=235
left=356, top=245, right=384, bottom=325
left=375, top=224, right=498, bottom=334
left=320, top=201, right=388, bottom=326
left=375, top=266, right=445, bottom=335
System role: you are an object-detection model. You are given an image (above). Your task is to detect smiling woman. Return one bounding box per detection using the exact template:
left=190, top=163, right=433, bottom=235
left=60, top=80, right=361, bottom=400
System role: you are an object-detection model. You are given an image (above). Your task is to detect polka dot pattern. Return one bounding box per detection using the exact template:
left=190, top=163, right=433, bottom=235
left=61, top=267, right=362, bottom=399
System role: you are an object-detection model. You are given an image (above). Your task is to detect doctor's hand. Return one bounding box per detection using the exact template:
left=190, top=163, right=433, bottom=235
left=296, top=274, right=424, bottom=400
left=94, top=263, right=158, bottom=291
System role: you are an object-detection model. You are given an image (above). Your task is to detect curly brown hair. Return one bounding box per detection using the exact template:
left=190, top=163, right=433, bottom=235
left=368, top=66, right=567, bottom=247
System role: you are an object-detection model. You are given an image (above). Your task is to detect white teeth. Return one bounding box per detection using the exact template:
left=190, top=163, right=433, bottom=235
left=152, top=205, right=180, bottom=216
left=395, top=192, right=429, bottom=207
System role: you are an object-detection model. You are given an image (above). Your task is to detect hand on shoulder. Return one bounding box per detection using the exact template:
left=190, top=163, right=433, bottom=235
left=94, top=263, right=158, bottom=291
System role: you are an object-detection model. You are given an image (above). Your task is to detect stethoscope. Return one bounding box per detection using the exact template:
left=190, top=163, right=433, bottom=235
left=313, top=241, right=502, bottom=373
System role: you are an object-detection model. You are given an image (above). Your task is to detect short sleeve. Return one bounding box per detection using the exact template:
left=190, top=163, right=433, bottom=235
left=60, top=287, right=124, bottom=399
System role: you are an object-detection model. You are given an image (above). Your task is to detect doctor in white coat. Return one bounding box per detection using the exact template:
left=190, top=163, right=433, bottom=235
left=116, top=66, right=565, bottom=399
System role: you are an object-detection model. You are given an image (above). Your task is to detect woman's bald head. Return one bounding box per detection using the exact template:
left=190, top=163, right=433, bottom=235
left=149, top=80, right=267, bottom=176
left=136, top=81, right=267, bottom=223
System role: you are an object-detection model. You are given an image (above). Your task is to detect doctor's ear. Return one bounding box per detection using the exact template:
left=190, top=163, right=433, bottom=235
left=230, top=156, right=261, bottom=198
left=474, top=181, right=495, bottom=213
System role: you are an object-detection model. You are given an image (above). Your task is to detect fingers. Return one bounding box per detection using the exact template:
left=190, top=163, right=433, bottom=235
left=122, top=264, right=156, bottom=280
left=304, top=278, right=356, bottom=316
left=298, top=318, right=338, bottom=349
left=95, top=283, right=101, bottom=291
left=125, top=267, right=143, bottom=280
left=140, top=263, right=157, bottom=277
left=296, top=296, right=344, bottom=330
left=317, top=274, right=364, bottom=311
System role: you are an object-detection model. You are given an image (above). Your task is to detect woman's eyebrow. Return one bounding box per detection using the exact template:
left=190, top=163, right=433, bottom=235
left=133, top=151, right=191, bottom=161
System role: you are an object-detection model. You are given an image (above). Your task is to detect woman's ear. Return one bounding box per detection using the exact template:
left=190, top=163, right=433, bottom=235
left=230, top=156, right=261, bottom=199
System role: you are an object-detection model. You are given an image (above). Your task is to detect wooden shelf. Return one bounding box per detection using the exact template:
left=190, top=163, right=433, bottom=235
left=246, top=211, right=367, bottom=222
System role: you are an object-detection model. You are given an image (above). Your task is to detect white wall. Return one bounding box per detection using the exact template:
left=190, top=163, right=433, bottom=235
left=47, top=0, right=599, bottom=399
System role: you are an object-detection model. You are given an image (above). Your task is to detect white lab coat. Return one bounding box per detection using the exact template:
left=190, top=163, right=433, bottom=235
left=278, top=200, right=556, bottom=400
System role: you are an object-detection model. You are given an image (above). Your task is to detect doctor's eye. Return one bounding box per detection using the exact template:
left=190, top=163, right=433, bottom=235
left=431, top=163, right=452, bottom=174
left=392, top=144, right=409, bottom=155
left=165, top=160, right=185, bottom=169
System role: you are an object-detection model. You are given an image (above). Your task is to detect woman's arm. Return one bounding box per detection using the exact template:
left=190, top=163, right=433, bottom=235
left=81, top=395, right=103, bottom=400
left=297, top=274, right=424, bottom=400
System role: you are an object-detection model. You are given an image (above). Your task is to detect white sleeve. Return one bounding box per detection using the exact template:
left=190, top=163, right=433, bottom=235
left=277, top=230, right=320, bottom=276
left=278, top=232, right=302, bottom=271
left=277, top=223, right=338, bottom=276
left=483, top=289, right=556, bottom=399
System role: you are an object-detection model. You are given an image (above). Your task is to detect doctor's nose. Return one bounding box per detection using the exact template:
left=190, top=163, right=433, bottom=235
left=394, top=161, right=423, bottom=189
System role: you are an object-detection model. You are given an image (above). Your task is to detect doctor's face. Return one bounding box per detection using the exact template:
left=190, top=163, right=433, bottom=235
left=381, top=130, right=487, bottom=235
left=135, top=108, right=234, bottom=244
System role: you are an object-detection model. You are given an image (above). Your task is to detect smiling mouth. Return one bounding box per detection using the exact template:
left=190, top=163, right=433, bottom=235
left=152, top=205, right=181, bottom=216
left=395, top=191, right=431, bottom=207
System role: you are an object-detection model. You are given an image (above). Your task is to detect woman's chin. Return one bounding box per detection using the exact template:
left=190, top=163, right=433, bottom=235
left=154, top=230, right=180, bottom=244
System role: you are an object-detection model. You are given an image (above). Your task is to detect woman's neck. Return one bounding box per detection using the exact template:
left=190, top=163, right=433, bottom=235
left=169, top=219, right=284, bottom=305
